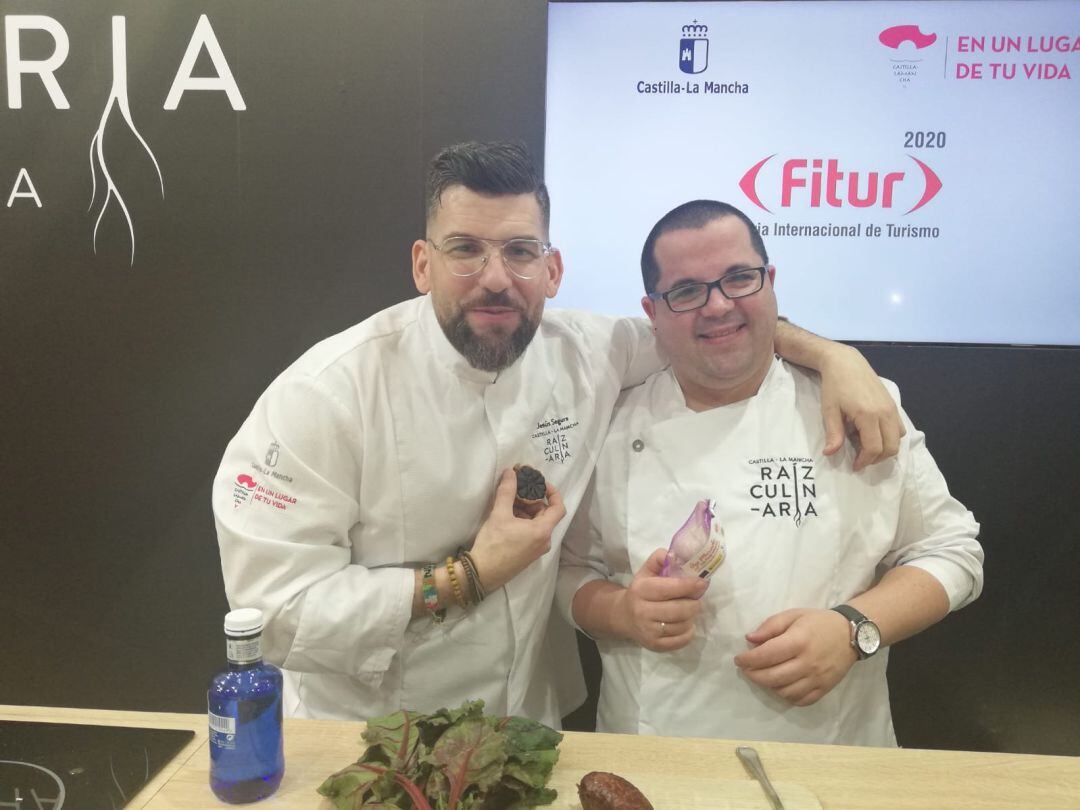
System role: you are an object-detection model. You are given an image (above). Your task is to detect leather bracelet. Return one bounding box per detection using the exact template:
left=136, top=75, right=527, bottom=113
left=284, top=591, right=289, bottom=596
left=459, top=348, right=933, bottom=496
left=457, top=549, right=483, bottom=603
left=446, top=556, right=468, bottom=608
left=458, top=548, right=486, bottom=602
left=421, top=563, right=445, bottom=623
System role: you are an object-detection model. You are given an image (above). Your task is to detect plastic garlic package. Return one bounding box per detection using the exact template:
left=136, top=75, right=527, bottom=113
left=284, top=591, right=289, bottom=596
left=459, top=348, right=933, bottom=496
left=661, top=499, right=727, bottom=580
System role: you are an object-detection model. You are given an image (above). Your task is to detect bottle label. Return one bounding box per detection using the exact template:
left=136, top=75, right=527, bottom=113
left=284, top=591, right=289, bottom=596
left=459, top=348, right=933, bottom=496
left=226, top=635, right=262, bottom=664
left=209, top=710, right=238, bottom=750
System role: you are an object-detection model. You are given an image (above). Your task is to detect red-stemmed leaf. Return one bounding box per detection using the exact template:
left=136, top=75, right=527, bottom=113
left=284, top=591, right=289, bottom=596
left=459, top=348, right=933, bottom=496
left=424, top=718, right=506, bottom=809
left=318, top=701, right=561, bottom=809
left=362, top=709, right=423, bottom=771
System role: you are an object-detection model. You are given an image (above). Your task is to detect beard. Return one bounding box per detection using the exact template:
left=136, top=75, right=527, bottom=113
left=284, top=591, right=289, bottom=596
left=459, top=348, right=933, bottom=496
left=436, top=291, right=540, bottom=373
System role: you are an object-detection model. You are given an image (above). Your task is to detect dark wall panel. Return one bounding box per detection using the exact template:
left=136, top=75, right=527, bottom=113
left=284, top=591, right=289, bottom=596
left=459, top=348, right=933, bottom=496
left=1, top=0, right=546, bottom=712
left=856, top=343, right=1080, bottom=756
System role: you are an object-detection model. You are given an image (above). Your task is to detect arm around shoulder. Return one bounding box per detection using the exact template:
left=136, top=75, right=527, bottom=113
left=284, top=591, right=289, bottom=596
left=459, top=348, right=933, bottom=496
left=775, top=319, right=905, bottom=469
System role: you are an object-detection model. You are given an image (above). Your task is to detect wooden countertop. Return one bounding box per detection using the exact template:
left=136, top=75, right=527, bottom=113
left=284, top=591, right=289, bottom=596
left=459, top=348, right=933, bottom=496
left=2, top=705, right=1078, bottom=809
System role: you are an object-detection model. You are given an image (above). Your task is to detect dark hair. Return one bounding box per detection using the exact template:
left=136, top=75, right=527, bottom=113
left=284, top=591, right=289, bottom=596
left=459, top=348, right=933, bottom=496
left=425, top=141, right=550, bottom=231
left=640, top=200, right=768, bottom=294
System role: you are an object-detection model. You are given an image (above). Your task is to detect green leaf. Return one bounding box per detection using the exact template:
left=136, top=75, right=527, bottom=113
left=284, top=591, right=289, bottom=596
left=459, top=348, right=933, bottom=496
left=361, top=709, right=424, bottom=770
left=317, top=763, right=383, bottom=810
left=425, top=717, right=508, bottom=808
left=478, top=782, right=559, bottom=809
left=416, top=699, right=486, bottom=746
left=498, top=717, right=563, bottom=754
left=502, top=751, right=559, bottom=789
left=523, top=785, right=559, bottom=807
left=320, top=702, right=562, bottom=809
left=498, top=716, right=562, bottom=789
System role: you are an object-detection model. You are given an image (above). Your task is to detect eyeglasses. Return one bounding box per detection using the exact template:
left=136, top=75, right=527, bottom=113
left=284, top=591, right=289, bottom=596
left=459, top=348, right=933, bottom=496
left=428, top=235, right=554, bottom=280
left=648, top=267, right=768, bottom=313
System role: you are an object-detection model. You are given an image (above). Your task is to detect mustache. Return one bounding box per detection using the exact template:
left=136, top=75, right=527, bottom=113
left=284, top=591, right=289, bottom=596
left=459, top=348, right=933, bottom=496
left=464, top=291, right=523, bottom=311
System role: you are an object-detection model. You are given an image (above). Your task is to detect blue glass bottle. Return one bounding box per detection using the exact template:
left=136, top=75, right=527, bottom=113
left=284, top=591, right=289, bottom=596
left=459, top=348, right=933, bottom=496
left=208, top=608, right=285, bottom=803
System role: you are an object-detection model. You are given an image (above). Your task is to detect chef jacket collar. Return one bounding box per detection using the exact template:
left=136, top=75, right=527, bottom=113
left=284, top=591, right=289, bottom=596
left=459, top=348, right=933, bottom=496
left=419, top=294, right=504, bottom=385
left=658, top=354, right=784, bottom=419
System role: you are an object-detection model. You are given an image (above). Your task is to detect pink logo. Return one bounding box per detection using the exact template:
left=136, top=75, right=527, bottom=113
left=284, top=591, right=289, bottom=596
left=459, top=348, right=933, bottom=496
left=236, top=474, right=257, bottom=489
left=879, top=25, right=937, bottom=50
left=738, top=155, right=942, bottom=214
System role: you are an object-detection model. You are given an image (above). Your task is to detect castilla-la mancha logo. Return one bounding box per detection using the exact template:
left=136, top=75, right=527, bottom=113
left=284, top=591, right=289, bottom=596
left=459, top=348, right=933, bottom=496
left=878, top=24, right=938, bottom=86
left=679, top=20, right=709, bottom=74
left=738, top=155, right=942, bottom=214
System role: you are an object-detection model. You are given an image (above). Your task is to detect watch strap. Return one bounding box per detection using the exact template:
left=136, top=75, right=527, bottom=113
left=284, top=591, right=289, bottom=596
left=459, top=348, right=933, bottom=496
left=831, top=603, right=867, bottom=625
left=831, top=603, right=878, bottom=659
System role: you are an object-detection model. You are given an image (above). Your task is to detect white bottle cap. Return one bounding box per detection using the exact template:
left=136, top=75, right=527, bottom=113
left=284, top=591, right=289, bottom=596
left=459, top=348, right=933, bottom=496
left=224, top=608, right=263, bottom=636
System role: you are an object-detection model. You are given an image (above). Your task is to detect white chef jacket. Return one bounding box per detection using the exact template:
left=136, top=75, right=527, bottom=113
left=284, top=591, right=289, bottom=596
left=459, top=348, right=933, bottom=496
left=212, top=295, right=656, bottom=726
left=557, top=358, right=983, bottom=746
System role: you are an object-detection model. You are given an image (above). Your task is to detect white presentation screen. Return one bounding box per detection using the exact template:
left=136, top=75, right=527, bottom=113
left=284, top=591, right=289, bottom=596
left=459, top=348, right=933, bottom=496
left=546, top=1, right=1080, bottom=345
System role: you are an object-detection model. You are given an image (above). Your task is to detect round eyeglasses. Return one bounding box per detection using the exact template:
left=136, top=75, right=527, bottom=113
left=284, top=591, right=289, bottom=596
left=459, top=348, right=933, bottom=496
left=649, top=267, right=768, bottom=313
left=428, top=236, right=554, bottom=280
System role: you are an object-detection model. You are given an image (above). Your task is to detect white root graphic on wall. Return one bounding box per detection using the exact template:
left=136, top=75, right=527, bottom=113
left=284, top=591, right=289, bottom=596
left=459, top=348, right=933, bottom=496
left=88, top=16, right=164, bottom=266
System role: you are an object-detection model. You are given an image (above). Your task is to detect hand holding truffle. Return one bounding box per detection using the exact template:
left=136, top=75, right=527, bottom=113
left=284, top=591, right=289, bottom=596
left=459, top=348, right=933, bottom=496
left=470, top=468, right=566, bottom=593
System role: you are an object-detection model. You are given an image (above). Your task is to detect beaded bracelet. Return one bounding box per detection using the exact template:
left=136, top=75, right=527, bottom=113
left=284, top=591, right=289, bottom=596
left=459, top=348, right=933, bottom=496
left=458, top=548, right=485, bottom=603
left=421, top=563, right=445, bottom=623
left=446, top=556, right=468, bottom=608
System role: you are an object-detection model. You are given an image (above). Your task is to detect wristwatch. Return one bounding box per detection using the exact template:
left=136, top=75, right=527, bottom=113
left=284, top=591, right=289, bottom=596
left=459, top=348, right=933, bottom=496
left=831, top=604, right=881, bottom=660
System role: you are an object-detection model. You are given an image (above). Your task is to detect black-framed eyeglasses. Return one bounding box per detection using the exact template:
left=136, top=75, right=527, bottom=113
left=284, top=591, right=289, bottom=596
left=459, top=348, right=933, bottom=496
left=428, top=235, right=554, bottom=280
left=648, top=266, right=769, bottom=313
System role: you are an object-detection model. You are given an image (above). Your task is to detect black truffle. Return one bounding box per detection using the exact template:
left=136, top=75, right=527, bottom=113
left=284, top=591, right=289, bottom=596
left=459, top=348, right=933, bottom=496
left=514, top=464, right=546, bottom=502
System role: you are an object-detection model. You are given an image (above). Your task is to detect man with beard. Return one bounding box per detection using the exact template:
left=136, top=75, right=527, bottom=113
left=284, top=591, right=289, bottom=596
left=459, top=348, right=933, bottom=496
left=212, top=142, right=903, bottom=725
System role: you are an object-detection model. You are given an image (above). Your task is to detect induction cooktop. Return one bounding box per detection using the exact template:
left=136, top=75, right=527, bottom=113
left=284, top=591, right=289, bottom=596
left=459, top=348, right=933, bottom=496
left=0, top=720, right=196, bottom=809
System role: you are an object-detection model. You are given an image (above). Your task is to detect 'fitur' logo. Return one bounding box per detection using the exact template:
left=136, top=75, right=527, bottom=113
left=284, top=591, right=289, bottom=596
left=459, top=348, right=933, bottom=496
left=739, top=155, right=942, bottom=214
left=679, top=21, right=709, bottom=75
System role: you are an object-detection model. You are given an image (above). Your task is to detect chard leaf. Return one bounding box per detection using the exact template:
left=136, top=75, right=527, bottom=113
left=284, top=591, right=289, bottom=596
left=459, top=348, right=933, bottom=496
left=452, top=794, right=486, bottom=810
left=497, top=716, right=562, bottom=788
left=417, top=699, right=486, bottom=746
left=498, top=716, right=563, bottom=753
left=424, top=717, right=507, bottom=808
left=501, top=749, right=560, bottom=788
left=361, top=709, right=423, bottom=770
left=319, top=701, right=561, bottom=809
left=518, top=785, right=559, bottom=807
left=317, top=763, right=384, bottom=809
left=478, top=783, right=558, bottom=809
left=318, top=759, right=431, bottom=810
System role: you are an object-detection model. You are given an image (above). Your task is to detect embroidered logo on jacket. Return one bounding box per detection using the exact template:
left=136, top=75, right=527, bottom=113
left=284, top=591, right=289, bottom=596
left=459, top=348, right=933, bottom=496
left=748, top=457, right=817, bottom=525
left=252, top=484, right=297, bottom=512
left=531, top=415, right=580, bottom=464
left=232, top=473, right=257, bottom=508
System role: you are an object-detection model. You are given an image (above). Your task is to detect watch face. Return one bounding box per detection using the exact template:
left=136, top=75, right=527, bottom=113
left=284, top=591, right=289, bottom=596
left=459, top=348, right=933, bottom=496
left=856, top=621, right=881, bottom=655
